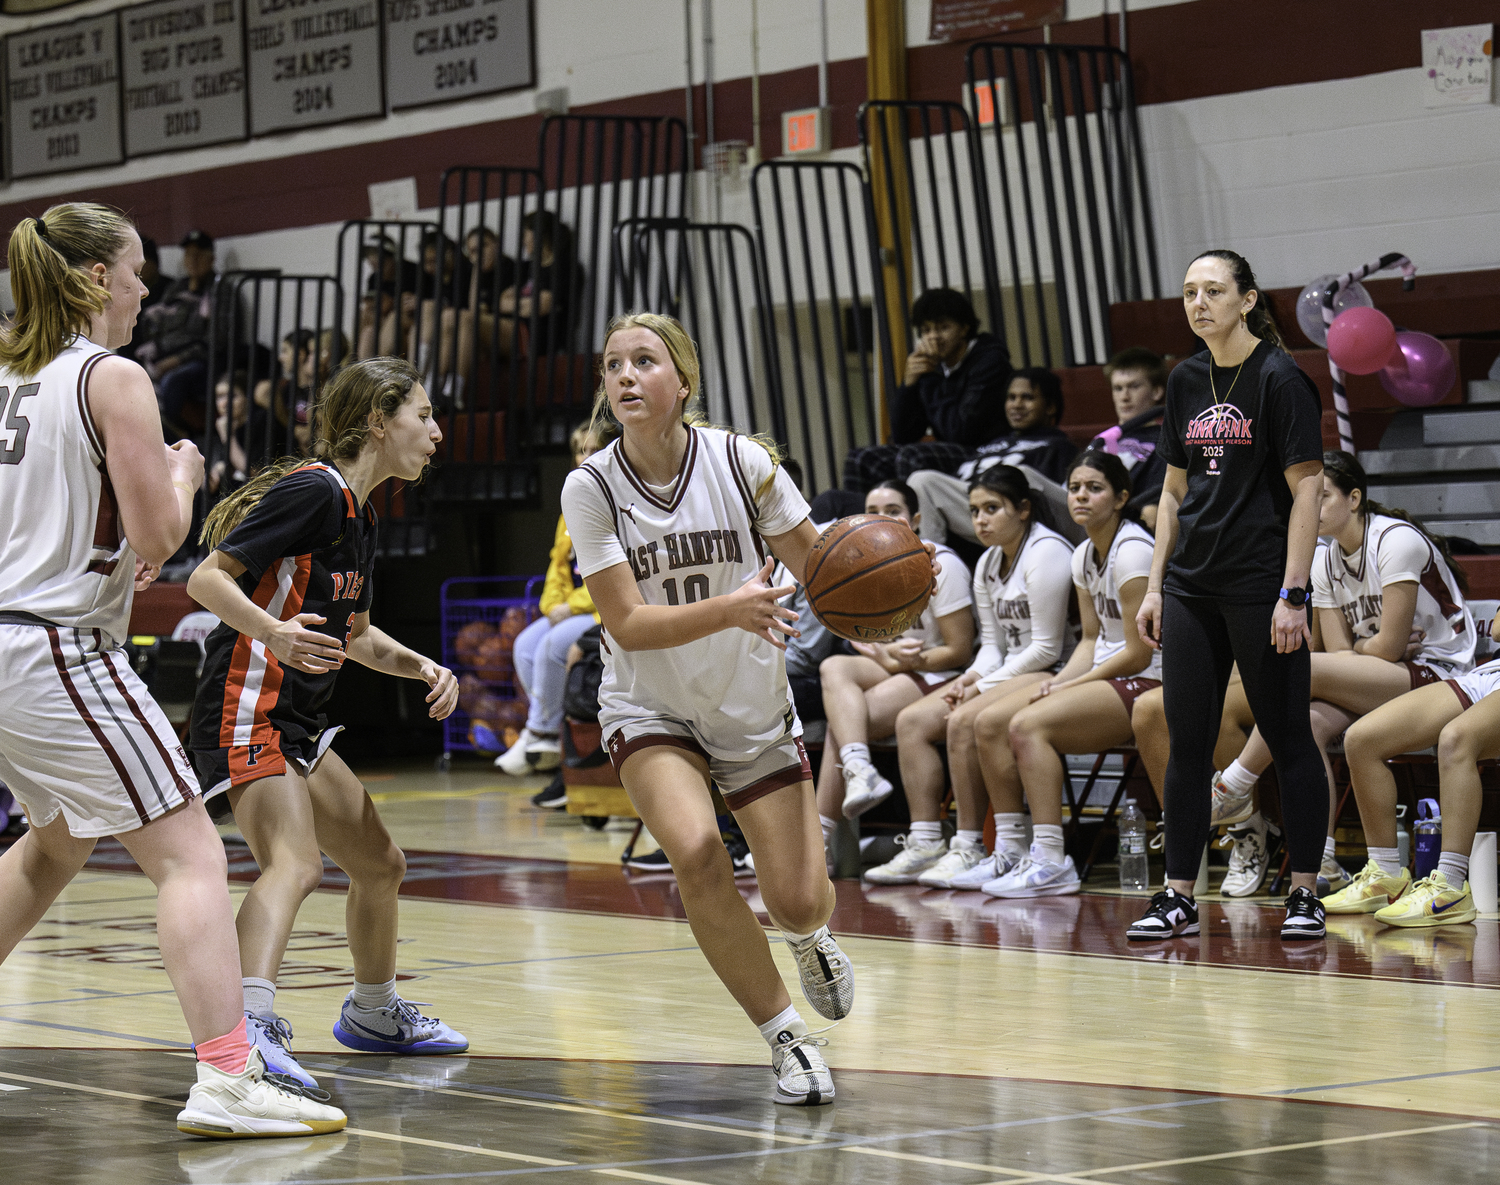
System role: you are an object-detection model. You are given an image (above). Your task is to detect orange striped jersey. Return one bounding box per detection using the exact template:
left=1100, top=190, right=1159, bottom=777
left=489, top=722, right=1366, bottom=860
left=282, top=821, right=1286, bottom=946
left=190, top=462, right=376, bottom=753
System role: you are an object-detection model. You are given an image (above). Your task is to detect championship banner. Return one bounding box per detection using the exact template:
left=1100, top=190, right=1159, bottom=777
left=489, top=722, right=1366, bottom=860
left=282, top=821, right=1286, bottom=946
left=122, top=0, right=248, bottom=157
left=6, top=12, right=124, bottom=178
left=245, top=0, right=383, bottom=135
left=384, top=0, right=533, bottom=111
left=929, top=0, right=1064, bottom=42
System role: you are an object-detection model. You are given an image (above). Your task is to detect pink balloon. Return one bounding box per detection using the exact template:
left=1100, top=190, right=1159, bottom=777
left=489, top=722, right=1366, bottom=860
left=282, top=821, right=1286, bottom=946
left=1378, top=331, right=1456, bottom=407
left=1326, top=306, right=1397, bottom=375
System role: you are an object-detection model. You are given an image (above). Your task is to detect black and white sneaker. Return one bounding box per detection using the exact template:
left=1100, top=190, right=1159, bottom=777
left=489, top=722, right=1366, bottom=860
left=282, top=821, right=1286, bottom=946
left=723, top=828, right=756, bottom=878
left=1281, top=885, right=1326, bottom=940
left=771, top=1033, right=834, bottom=1106
left=1125, top=887, right=1200, bottom=941
left=786, top=927, right=855, bottom=1020
left=624, top=848, right=674, bottom=872
left=531, top=773, right=567, bottom=810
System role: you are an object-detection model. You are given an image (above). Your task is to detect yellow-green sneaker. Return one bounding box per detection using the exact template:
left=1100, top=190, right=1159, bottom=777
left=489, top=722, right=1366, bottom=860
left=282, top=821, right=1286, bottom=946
left=1323, top=859, right=1412, bottom=914
left=1374, top=870, right=1477, bottom=928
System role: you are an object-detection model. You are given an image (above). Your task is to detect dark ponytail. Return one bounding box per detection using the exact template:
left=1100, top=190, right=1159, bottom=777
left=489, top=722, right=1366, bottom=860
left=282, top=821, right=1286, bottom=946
left=1322, top=449, right=1469, bottom=596
left=969, top=464, right=1055, bottom=533
left=1191, top=248, right=1285, bottom=351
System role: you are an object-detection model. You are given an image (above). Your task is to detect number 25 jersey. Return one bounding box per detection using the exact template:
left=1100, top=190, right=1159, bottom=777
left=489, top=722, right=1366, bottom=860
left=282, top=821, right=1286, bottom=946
left=562, top=427, right=811, bottom=761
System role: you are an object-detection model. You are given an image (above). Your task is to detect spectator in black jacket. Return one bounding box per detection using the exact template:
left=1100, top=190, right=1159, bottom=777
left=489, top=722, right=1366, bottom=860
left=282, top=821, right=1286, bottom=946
left=136, top=229, right=219, bottom=437
left=842, top=288, right=1012, bottom=492
left=1091, top=346, right=1168, bottom=528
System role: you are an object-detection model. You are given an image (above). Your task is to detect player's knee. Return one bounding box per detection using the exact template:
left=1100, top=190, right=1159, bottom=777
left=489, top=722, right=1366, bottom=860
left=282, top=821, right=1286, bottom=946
left=666, top=832, right=732, bottom=891
left=1132, top=693, right=1164, bottom=738
left=973, top=709, right=1007, bottom=748
left=1437, top=719, right=1482, bottom=769
left=361, top=841, right=407, bottom=890
left=1344, top=717, right=1391, bottom=765
left=1007, top=710, right=1043, bottom=755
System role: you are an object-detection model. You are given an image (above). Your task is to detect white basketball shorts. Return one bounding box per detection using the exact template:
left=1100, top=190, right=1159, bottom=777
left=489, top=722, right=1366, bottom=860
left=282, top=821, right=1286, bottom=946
left=0, top=623, right=197, bottom=837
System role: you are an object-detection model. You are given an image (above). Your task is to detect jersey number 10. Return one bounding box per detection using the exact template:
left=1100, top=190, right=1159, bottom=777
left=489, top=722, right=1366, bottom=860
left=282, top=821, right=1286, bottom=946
left=662, top=574, right=710, bottom=605
left=0, top=383, right=39, bottom=465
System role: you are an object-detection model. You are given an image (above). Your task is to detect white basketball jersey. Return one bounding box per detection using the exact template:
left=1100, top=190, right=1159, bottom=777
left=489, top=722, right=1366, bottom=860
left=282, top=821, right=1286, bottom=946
left=900, top=543, right=973, bottom=687
left=1311, top=514, right=1475, bottom=674
left=0, top=337, right=135, bottom=647
left=561, top=426, right=811, bottom=761
left=1071, top=519, right=1161, bottom=679
left=971, top=522, right=1075, bottom=690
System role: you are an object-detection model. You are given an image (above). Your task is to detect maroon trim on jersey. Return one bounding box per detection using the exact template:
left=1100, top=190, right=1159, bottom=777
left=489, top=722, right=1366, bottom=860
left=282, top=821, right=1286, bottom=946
left=578, top=462, right=621, bottom=539
left=722, top=738, right=813, bottom=811
left=76, top=350, right=108, bottom=460
left=87, top=464, right=123, bottom=576
left=44, top=626, right=149, bottom=826
left=615, top=425, right=698, bottom=513
left=99, top=648, right=196, bottom=800
left=724, top=437, right=768, bottom=565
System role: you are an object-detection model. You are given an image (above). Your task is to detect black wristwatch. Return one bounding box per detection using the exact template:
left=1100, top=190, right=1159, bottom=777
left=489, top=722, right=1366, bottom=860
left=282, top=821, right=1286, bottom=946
left=1278, top=585, right=1311, bottom=607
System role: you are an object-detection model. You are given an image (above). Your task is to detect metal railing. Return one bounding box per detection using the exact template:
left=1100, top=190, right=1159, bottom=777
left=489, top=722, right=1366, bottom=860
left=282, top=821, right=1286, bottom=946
left=751, top=159, right=893, bottom=495
left=967, top=41, right=1160, bottom=366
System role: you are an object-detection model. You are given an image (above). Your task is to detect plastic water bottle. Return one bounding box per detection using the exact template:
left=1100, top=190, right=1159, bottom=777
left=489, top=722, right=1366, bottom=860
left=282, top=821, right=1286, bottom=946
left=1395, top=803, right=1411, bottom=870
left=1414, top=798, right=1442, bottom=880
left=1118, top=799, right=1149, bottom=890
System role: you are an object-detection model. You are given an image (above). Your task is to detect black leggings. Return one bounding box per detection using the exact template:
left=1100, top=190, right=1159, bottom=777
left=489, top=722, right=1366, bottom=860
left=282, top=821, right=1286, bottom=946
left=1161, top=592, right=1326, bottom=880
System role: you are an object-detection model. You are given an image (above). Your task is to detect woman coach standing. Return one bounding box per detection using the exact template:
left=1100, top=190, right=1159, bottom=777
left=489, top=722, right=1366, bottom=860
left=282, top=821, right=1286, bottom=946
left=1128, top=249, right=1328, bottom=942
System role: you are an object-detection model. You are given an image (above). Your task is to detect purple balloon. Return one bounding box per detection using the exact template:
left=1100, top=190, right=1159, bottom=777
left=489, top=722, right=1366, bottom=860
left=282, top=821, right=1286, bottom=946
left=1378, top=331, right=1456, bottom=407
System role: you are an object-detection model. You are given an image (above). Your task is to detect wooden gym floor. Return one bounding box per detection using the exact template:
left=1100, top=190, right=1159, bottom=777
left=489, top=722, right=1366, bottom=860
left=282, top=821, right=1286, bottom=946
left=2, top=762, right=1498, bottom=1183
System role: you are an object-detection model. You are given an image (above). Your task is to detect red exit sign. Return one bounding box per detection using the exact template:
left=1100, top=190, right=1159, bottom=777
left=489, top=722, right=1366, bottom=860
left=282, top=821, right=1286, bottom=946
left=782, top=107, right=829, bottom=156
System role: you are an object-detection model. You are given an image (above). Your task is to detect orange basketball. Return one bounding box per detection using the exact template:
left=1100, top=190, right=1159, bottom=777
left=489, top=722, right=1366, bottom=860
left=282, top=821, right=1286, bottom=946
left=803, top=515, right=934, bottom=642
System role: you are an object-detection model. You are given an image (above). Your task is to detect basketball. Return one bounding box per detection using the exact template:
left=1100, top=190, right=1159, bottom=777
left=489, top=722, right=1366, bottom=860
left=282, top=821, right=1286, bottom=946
left=803, top=515, right=935, bottom=642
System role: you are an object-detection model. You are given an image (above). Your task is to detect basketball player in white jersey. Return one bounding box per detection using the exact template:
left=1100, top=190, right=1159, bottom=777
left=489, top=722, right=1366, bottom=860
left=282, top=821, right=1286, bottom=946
left=0, top=204, right=343, bottom=1138
left=563, top=313, right=925, bottom=1105
left=887, top=465, right=1075, bottom=890
left=973, top=450, right=1160, bottom=897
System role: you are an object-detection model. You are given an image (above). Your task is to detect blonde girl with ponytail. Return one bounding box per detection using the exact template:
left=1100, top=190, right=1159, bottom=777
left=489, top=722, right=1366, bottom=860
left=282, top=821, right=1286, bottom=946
left=186, top=356, right=468, bottom=1089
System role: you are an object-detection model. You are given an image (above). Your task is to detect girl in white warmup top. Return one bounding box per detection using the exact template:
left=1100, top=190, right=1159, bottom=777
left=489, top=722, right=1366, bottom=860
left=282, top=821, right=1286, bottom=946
left=561, top=313, right=909, bottom=1106
left=814, top=479, right=974, bottom=837
left=973, top=450, right=1161, bottom=898
left=868, top=466, right=1074, bottom=888
left=1211, top=449, right=1475, bottom=901
left=0, top=203, right=342, bottom=1138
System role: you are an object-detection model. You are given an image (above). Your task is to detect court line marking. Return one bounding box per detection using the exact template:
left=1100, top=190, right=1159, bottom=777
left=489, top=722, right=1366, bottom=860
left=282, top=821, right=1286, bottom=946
left=0, top=987, right=179, bottom=1010
left=1057, top=1120, right=1490, bottom=1177
left=840, top=1146, right=1046, bottom=1178
left=0, top=1014, right=183, bottom=1046
left=312, top=1066, right=826, bottom=1145
left=1269, top=1063, right=1500, bottom=1094
left=0, top=1069, right=181, bottom=1106
left=346, top=1127, right=572, bottom=1165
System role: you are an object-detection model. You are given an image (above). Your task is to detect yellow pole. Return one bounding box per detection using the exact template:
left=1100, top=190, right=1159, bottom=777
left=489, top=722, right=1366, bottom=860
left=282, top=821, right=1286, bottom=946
left=865, top=0, right=911, bottom=431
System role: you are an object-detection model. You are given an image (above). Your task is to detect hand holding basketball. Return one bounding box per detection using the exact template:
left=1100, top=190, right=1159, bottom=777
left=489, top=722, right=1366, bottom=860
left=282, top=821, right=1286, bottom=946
left=266, top=612, right=345, bottom=674
left=726, top=558, right=799, bottom=650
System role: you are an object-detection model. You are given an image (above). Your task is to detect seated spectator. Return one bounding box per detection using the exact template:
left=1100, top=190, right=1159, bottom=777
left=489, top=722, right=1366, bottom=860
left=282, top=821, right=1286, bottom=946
left=496, top=422, right=613, bottom=775
left=356, top=234, right=420, bottom=360
left=1092, top=346, right=1168, bottom=528
left=423, top=226, right=519, bottom=406
left=117, top=235, right=166, bottom=364
left=1341, top=613, right=1500, bottom=928
left=971, top=451, right=1157, bottom=898
left=813, top=480, right=975, bottom=855
left=136, top=229, right=218, bottom=437
left=842, top=288, right=1012, bottom=492
left=867, top=467, right=1074, bottom=887
left=770, top=462, right=842, bottom=729
left=496, top=210, right=584, bottom=359
left=206, top=370, right=266, bottom=496
left=253, top=329, right=317, bottom=454
left=1223, top=451, right=1476, bottom=907
left=906, top=367, right=1077, bottom=545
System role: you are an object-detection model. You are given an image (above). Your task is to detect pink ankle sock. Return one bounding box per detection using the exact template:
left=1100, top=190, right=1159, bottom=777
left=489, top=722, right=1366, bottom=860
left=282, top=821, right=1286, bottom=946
left=196, top=1016, right=251, bottom=1074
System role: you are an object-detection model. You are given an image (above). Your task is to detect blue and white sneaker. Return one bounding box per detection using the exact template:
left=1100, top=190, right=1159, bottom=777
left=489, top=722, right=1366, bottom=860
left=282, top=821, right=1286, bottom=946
left=246, top=1011, right=319, bottom=1089
left=980, top=847, right=1081, bottom=898
left=333, top=994, right=469, bottom=1054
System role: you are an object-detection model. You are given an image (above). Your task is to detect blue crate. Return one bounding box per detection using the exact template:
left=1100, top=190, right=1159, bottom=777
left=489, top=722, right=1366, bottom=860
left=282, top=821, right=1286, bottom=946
left=440, top=575, right=544, bottom=761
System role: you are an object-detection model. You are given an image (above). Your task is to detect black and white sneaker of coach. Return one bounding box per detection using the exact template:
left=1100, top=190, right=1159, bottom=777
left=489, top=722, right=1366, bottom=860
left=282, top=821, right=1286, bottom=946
left=1126, top=886, right=1200, bottom=941
left=1281, top=885, right=1327, bottom=940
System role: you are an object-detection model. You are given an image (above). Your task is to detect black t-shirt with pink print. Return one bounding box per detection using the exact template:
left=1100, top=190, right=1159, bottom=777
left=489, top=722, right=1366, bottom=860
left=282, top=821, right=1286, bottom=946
left=1159, top=340, right=1323, bottom=601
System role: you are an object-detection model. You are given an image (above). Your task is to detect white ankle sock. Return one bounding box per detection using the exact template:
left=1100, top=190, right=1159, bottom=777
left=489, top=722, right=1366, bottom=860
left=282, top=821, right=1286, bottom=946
left=1220, top=760, right=1258, bottom=794
left=352, top=978, right=398, bottom=1011
left=1438, top=852, right=1470, bottom=885
left=781, top=926, right=819, bottom=944
left=994, top=813, right=1027, bottom=852
left=908, top=820, right=943, bottom=844
left=756, top=1005, right=809, bottom=1048
left=1323, top=836, right=1337, bottom=862
left=1368, top=846, right=1402, bottom=876
left=242, top=977, right=276, bottom=1017
left=955, top=829, right=984, bottom=850
left=819, top=814, right=838, bottom=844
left=838, top=743, right=871, bottom=771
left=1032, top=824, right=1066, bottom=865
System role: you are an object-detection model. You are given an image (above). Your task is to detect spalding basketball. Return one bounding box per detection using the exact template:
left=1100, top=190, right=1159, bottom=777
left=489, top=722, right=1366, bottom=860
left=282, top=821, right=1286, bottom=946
left=804, top=515, right=934, bottom=642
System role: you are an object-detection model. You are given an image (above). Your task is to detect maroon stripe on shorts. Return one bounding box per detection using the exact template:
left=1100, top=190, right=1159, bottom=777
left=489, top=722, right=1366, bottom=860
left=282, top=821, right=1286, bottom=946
left=605, top=730, right=709, bottom=771
left=100, top=649, right=196, bottom=800
left=45, top=627, right=149, bottom=825
left=1446, top=678, right=1474, bottom=712
left=722, top=738, right=814, bottom=812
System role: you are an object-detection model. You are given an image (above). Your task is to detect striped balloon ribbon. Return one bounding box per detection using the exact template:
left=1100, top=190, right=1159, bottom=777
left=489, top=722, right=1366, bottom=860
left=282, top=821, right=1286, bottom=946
left=1321, top=253, right=1417, bottom=453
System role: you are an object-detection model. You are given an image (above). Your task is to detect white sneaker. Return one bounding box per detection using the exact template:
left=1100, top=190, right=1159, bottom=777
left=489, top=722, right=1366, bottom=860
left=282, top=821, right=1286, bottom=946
left=177, top=1049, right=347, bottom=1138
left=862, top=834, right=948, bottom=884
left=840, top=760, right=894, bottom=818
left=1209, top=771, right=1254, bottom=827
left=1318, top=854, right=1353, bottom=898
left=526, top=734, right=561, bottom=771
left=1219, top=815, right=1279, bottom=897
left=495, top=727, right=538, bottom=775
left=916, top=840, right=989, bottom=888
left=947, top=846, right=1026, bottom=891
left=785, top=927, right=854, bottom=1020
left=245, top=1011, right=317, bottom=1089
left=771, top=1033, right=834, bottom=1106
left=980, top=847, right=1081, bottom=898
